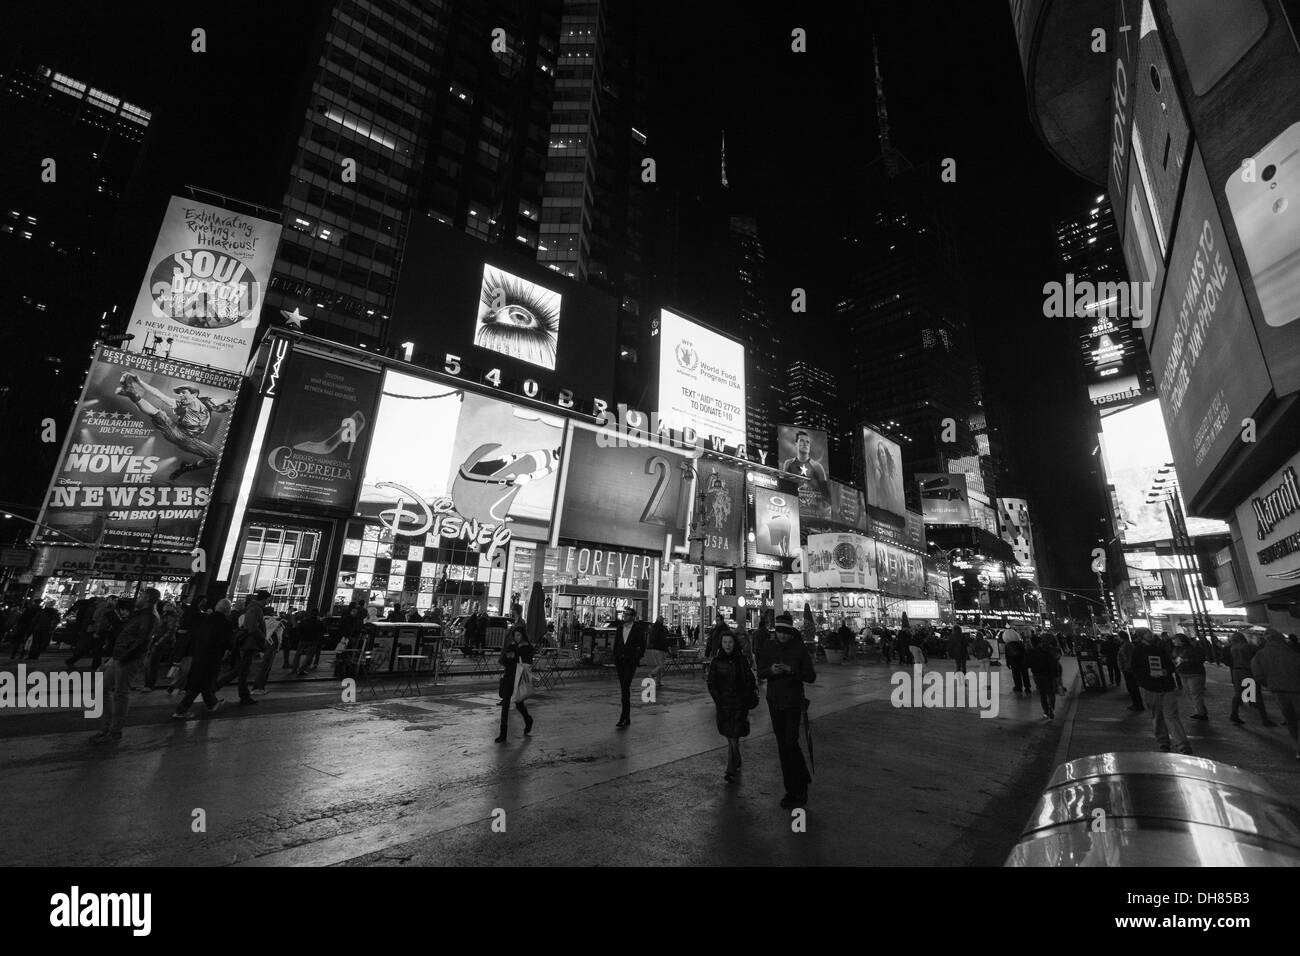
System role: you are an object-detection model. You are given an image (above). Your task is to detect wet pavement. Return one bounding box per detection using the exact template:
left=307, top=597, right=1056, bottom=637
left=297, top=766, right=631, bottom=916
left=1, top=654, right=1295, bottom=866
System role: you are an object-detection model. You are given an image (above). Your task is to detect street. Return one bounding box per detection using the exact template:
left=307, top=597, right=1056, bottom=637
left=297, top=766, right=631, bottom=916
left=4, top=654, right=1295, bottom=867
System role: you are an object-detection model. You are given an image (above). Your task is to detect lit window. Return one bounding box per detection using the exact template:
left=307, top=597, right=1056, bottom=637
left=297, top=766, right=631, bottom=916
left=323, top=109, right=396, bottom=150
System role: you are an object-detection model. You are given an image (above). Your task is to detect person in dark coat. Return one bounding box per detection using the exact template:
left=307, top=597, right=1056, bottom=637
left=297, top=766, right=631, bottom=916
left=1251, top=628, right=1300, bottom=759
left=1026, top=634, right=1058, bottom=719
left=171, top=599, right=233, bottom=718
left=757, top=612, right=816, bottom=808
left=947, top=624, right=970, bottom=674
left=1229, top=631, right=1276, bottom=726
left=1100, top=634, right=1120, bottom=686
left=1132, top=627, right=1192, bottom=754
left=292, top=607, right=326, bottom=676
left=612, top=606, right=647, bottom=728
left=495, top=607, right=534, bottom=742
left=26, top=602, right=61, bottom=660
left=707, top=630, right=757, bottom=782
left=6, top=600, right=38, bottom=660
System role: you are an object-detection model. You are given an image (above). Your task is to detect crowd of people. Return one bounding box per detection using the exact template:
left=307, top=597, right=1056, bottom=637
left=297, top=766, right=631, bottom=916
left=2, top=589, right=330, bottom=743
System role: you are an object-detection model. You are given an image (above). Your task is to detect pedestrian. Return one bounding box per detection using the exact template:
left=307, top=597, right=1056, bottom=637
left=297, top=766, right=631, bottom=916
left=1229, top=631, right=1276, bottom=726
left=612, top=606, right=647, bottom=728
left=1171, top=633, right=1208, bottom=720
left=1026, top=634, right=1058, bottom=719
left=1131, top=627, right=1192, bottom=755
left=705, top=619, right=732, bottom=660
left=1101, top=633, right=1120, bottom=686
left=26, top=601, right=60, bottom=660
left=1002, top=625, right=1031, bottom=694
left=250, top=607, right=287, bottom=695
left=216, top=589, right=269, bottom=706
left=292, top=607, right=326, bottom=676
left=707, top=629, right=759, bottom=782
left=6, top=600, right=38, bottom=659
left=880, top=627, right=894, bottom=665
left=1117, top=631, right=1145, bottom=711
left=758, top=612, right=816, bottom=809
left=971, top=629, right=993, bottom=673
left=141, top=602, right=180, bottom=691
left=281, top=607, right=300, bottom=669
left=907, top=626, right=927, bottom=668
left=837, top=619, right=856, bottom=662
left=646, top=613, right=669, bottom=691
left=948, top=624, right=969, bottom=674
left=90, top=588, right=160, bottom=745
left=171, top=599, right=233, bottom=719
left=1250, top=627, right=1300, bottom=760
left=495, top=606, right=534, bottom=742
left=896, top=627, right=912, bottom=667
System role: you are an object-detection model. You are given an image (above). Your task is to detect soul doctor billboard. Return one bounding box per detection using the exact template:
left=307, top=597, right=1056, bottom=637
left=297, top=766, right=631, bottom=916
left=657, top=309, right=746, bottom=450
left=125, top=196, right=282, bottom=373
left=35, top=346, right=240, bottom=552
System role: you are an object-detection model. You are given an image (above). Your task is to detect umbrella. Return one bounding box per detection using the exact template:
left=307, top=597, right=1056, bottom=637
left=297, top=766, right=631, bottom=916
left=525, top=580, right=546, bottom=644
left=802, top=698, right=815, bottom=775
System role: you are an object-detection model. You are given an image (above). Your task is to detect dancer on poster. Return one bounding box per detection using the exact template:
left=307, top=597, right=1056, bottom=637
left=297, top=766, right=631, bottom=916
left=115, top=373, right=234, bottom=481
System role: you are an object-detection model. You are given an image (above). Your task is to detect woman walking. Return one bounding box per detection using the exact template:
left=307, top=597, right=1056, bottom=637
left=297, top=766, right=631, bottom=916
left=495, top=607, right=534, bottom=743
left=707, top=630, right=758, bottom=782
left=1172, top=633, right=1208, bottom=720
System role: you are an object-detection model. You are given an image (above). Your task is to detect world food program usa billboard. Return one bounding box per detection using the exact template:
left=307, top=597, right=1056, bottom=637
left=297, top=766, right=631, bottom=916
left=389, top=217, right=618, bottom=407
left=124, top=196, right=282, bottom=373
left=35, top=347, right=240, bottom=552
left=657, top=309, right=747, bottom=450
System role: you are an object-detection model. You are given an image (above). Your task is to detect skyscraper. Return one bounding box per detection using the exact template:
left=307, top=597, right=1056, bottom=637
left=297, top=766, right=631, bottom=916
left=729, top=213, right=782, bottom=455
left=784, top=359, right=841, bottom=472
left=1054, top=195, right=1155, bottom=411
left=0, top=63, right=151, bottom=509
left=264, top=0, right=565, bottom=349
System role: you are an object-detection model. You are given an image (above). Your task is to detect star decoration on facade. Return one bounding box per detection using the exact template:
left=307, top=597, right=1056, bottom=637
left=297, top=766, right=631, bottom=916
left=280, top=307, right=309, bottom=329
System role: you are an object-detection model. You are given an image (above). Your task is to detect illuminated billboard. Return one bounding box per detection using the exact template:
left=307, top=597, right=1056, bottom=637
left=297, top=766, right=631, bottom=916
left=916, top=472, right=972, bottom=525
left=1148, top=147, right=1272, bottom=505
left=745, top=471, right=800, bottom=573
left=252, top=351, right=381, bottom=511
left=1234, top=448, right=1300, bottom=600
left=356, top=370, right=565, bottom=552
left=694, top=460, right=745, bottom=567
left=391, top=218, right=617, bottom=405
left=552, top=421, right=694, bottom=558
left=656, top=308, right=746, bottom=449
left=804, top=532, right=877, bottom=590
left=777, top=424, right=831, bottom=520
left=860, top=426, right=905, bottom=518
left=1097, top=399, right=1229, bottom=545
left=124, top=196, right=282, bottom=373
left=35, top=346, right=240, bottom=552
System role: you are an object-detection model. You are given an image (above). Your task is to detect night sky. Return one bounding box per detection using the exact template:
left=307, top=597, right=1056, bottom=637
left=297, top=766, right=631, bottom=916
left=5, top=0, right=1109, bottom=599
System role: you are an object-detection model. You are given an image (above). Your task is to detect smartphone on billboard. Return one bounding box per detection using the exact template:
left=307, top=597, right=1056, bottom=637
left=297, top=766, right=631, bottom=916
left=1132, top=0, right=1192, bottom=256
left=1225, top=122, right=1300, bottom=328
left=1164, top=0, right=1268, bottom=95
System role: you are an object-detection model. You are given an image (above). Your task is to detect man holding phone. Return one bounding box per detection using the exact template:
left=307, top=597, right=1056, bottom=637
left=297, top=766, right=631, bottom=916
left=758, top=612, right=817, bottom=808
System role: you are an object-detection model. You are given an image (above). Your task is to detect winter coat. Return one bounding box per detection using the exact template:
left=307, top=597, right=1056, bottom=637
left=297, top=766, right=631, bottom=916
left=1117, top=640, right=1136, bottom=673
left=1230, top=639, right=1258, bottom=686
left=1172, top=644, right=1206, bottom=677
left=1026, top=646, right=1057, bottom=678
left=947, top=630, right=969, bottom=660
left=1252, top=635, right=1300, bottom=695
left=499, top=639, right=534, bottom=699
left=707, top=648, right=756, bottom=738
left=186, top=611, right=234, bottom=690
left=649, top=620, right=669, bottom=652
left=1131, top=641, right=1177, bottom=693
left=757, top=628, right=816, bottom=708
left=111, top=607, right=159, bottom=664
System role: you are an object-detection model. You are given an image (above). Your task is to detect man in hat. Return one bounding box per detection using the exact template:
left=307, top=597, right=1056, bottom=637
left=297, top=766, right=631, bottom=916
left=757, top=612, right=817, bottom=808
left=115, top=373, right=233, bottom=480
left=612, top=606, right=647, bottom=728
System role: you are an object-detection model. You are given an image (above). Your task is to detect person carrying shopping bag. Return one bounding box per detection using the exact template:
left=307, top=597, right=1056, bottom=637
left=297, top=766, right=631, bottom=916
left=495, top=606, right=534, bottom=743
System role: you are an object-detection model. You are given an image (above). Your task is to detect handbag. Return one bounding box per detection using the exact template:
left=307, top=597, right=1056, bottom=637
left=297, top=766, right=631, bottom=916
left=512, top=664, right=534, bottom=703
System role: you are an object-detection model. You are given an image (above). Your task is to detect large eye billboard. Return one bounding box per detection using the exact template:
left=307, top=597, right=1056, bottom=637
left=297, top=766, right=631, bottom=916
left=389, top=218, right=617, bottom=406
left=356, top=370, right=566, bottom=556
